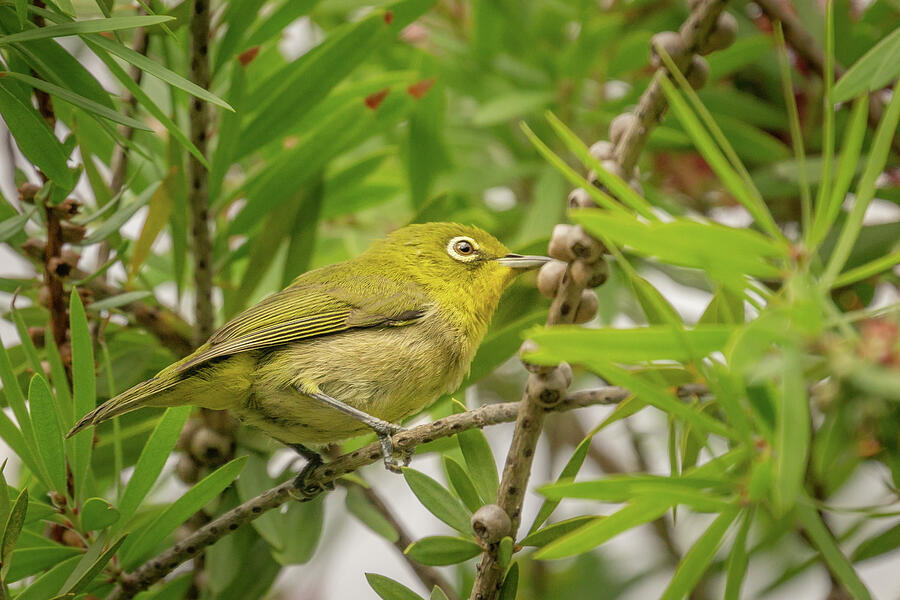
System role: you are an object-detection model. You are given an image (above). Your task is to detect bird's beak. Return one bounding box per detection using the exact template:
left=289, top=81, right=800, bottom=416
left=494, top=253, right=552, bottom=270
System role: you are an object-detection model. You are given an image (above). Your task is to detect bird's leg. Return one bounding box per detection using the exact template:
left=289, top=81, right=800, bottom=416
left=305, top=390, right=408, bottom=473
left=288, top=443, right=332, bottom=496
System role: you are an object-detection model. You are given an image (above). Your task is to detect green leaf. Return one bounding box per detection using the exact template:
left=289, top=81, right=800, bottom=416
left=80, top=497, right=120, bottom=531
left=853, top=521, right=900, bottom=562
left=497, top=536, right=513, bottom=570
left=526, top=324, right=732, bottom=365
left=457, top=428, right=498, bottom=504
left=833, top=28, right=900, bottom=103
left=796, top=502, right=872, bottom=600
left=1, top=488, right=28, bottom=570
left=6, top=546, right=81, bottom=583
left=86, top=291, right=153, bottom=312
left=120, top=456, right=247, bottom=568
left=402, top=468, right=472, bottom=535
left=0, top=208, right=33, bottom=242
left=14, top=555, right=80, bottom=600
left=0, top=341, right=43, bottom=479
left=535, top=497, right=671, bottom=559
left=528, top=436, right=591, bottom=533
left=85, top=33, right=232, bottom=112
left=0, top=72, right=149, bottom=130
left=823, top=79, right=900, bottom=285
left=63, top=534, right=127, bottom=594
left=660, top=507, right=739, bottom=600
left=115, top=406, right=191, bottom=529
left=366, top=573, right=423, bottom=600
left=346, top=486, right=399, bottom=543
left=404, top=536, right=481, bottom=565
left=430, top=586, right=450, bottom=600
left=521, top=516, right=600, bottom=547
left=442, top=456, right=482, bottom=514
left=573, top=210, right=786, bottom=281
left=70, top=288, right=95, bottom=503
left=28, top=375, right=66, bottom=495
left=0, top=15, right=173, bottom=44
left=725, top=509, right=753, bottom=600
left=0, top=84, right=72, bottom=187
left=538, top=475, right=731, bottom=512
left=774, top=348, right=809, bottom=515
left=238, top=0, right=434, bottom=156
left=833, top=251, right=900, bottom=288
left=498, top=561, right=519, bottom=600
left=272, top=496, right=324, bottom=565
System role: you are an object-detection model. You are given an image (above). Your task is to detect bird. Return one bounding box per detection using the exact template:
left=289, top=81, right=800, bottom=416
left=67, top=222, right=549, bottom=484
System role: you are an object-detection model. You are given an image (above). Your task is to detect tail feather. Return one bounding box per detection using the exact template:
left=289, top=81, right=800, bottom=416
left=65, top=375, right=182, bottom=438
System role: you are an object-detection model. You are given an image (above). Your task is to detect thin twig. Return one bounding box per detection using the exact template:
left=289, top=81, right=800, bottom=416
left=468, top=1, right=729, bottom=597
left=341, top=479, right=460, bottom=600
left=104, top=385, right=631, bottom=600
left=188, top=0, right=215, bottom=343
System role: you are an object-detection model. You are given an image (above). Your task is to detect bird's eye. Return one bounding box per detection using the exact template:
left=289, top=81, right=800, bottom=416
left=455, top=240, right=474, bottom=255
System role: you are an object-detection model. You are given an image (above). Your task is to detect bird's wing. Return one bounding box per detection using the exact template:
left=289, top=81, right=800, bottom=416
left=174, top=273, right=430, bottom=373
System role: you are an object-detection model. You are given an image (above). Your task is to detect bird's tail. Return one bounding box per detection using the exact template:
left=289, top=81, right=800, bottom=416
left=66, top=375, right=180, bottom=438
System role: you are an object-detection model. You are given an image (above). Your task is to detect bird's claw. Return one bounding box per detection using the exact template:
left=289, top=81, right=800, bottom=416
left=290, top=453, right=333, bottom=499
left=376, top=425, right=411, bottom=473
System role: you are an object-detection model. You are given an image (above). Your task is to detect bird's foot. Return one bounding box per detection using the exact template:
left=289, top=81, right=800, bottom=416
left=374, top=422, right=408, bottom=473
left=288, top=446, right=332, bottom=499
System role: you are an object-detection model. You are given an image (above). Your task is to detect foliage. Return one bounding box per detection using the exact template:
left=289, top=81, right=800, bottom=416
left=0, top=0, right=898, bottom=598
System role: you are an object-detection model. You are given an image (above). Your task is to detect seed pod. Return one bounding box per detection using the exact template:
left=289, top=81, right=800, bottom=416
left=76, top=288, right=93, bottom=306
left=52, top=198, right=81, bottom=219
left=574, top=289, right=599, bottom=324
left=589, top=140, right=614, bottom=161
left=569, top=225, right=604, bottom=262
left=176, top=454, right=201, bottom=484
left=48, top=250, right=80, bottom=278
left=471, top=504, right=511, bottom=543
left=687, top=55, right=709, bottom=90
left=570, top=258, right=609, bottom=288
left=21, top=238, right=46, bottom=260
left=60, top=223, right=86, bottom=244
left=528, top=369, right=569, bottom=407
left=17, top=182, right=41, bottom=203
left=189, top=427, right=235, bottom=466
left=702, top=12, right=738, bottom=54
left=176, top=418, right=200, bottom=451
left=568, top=187, right=595, bottom=209
left=558, top=362, right=573, bottom=387
left=537, top=260, right=567, bottom=298
left=519, top=340, right=554, bottom=376
left=548, top=224, right=578, bottom=262
left=609, top=113, right=636, bottom=146
left=650, top=31, right=685, bottom=68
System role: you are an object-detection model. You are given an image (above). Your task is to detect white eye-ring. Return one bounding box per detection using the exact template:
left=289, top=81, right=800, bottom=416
left=447, top=236, right=479, bottom=262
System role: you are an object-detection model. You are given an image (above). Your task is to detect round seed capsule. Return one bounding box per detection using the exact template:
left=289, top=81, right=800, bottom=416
left=609, top=113, right=637, bottom=146
left=471, top=504, right=511, bottom=543
left=528, top=369, right=569, bottom=407
left=569, top=225, right=604, bottom=262
left=176, top=454, right=201, bottom=484
left=520, top=340, right=554, bottom=376
left=537, top=260, right=567, bottom=298
left=687, top=55, right=710, bottom=89
left=703, top=12, right=738, bottom=54
left=558, top=362, right=573, bottom=387
left=650, top=31, right=685, bottom=68
left=190, top=427, right=235, bottom=466
left=568, top=187, right=596, bottom=209
left=589, top=140, right=614, bottom=161
left=548, top=224, right=578, bottom=261
left=573, top=289, right=599, bottom=324
left=570, top=258, right=610, bottom=288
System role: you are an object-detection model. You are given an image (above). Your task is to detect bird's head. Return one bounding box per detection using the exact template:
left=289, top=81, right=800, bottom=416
left=364, top=222, right=550, bottom=334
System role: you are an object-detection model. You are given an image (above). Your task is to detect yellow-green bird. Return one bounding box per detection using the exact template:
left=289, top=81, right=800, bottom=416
left=68, top=223, right=548, bottom=482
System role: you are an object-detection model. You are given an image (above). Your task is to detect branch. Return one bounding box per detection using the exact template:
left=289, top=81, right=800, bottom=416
left=340, top=479, right=460, bottom=600
left=613, top=0, right=729, bottom=173
left=753, top=0, right=900, bottom=155
left=469, top=0, right=729, bottom=596
left=105, top=385, right=630, bottom=600
left=188, top=0, right=215, bottom=343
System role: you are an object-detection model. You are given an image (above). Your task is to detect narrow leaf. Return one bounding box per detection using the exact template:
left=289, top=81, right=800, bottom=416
left=796, top=503, right=872, bottom=600
left=457, top=428, right=498, bottom=504
left=402, top=468, right=472, bottom=535
left=660, top=507, right=739, bottom=600
left=366, top=573, right=423, bottom=600
left=404, top=536, right=481, bottom=565
left=70, top=288, right=95, bottom=503
left=28, top=375, right=67, bottom=495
